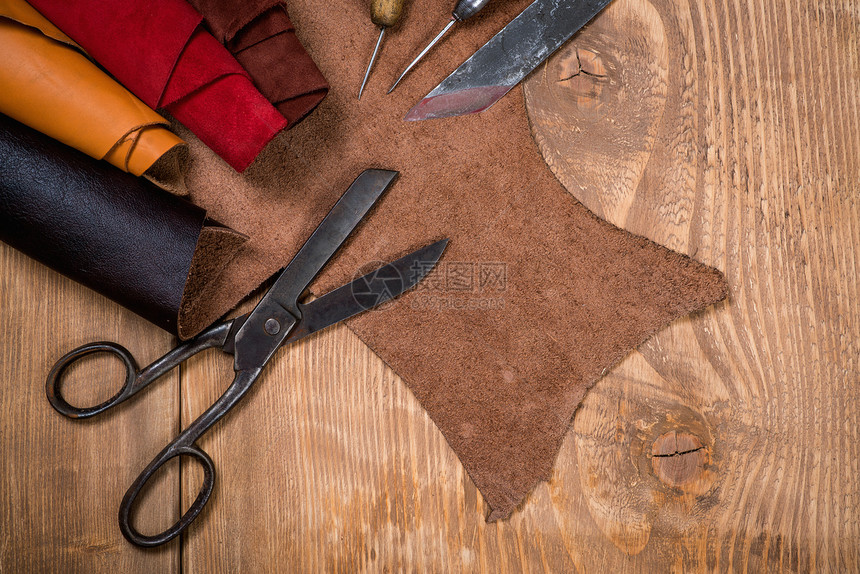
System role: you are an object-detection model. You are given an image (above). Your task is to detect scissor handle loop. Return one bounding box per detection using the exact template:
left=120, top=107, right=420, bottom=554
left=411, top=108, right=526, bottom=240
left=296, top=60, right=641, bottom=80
left=118, top=367, right=261, bottom=547
left=118, top=441, right=215, bottom=547
left=45, top=321, right=235, bottom=420
left=44, top=321, right=256, bottom=547
left=46, top=342, right=140, bottom=419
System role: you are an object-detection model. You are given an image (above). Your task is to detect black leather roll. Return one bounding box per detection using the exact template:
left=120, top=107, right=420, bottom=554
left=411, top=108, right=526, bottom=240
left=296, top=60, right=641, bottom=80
left=0, top=114, right=243, bottom=334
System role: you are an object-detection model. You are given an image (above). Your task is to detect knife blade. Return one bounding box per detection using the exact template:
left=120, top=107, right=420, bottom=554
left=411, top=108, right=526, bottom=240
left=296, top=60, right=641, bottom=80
left=404, top=0, right=613, bottom=121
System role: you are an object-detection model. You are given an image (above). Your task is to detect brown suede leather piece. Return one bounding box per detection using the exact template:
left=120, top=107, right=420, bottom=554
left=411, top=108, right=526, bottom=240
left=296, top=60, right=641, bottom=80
left=182, top=0, right=728, bottom=519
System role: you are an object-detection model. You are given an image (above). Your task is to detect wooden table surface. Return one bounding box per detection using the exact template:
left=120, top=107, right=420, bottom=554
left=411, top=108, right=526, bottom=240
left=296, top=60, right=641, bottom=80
left=2, top=0, right=858, bottom=571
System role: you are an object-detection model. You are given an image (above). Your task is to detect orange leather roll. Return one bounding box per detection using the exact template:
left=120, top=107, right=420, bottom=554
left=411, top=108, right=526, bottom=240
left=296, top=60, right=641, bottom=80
left=0, top=0, right=188, bottom=194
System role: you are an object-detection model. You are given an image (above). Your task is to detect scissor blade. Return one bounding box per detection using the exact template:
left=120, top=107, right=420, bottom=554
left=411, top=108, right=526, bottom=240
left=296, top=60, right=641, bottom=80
left=223, top=239, right=448, bottom=355
left=232, top=169, right=398, bottom=370
left=284, top=239, right=449, bottom=344
left=266, top=169, right=397, bottom=316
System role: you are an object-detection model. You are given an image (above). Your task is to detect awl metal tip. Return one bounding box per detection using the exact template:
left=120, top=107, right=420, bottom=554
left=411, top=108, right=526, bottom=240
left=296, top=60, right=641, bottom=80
left=359, top=27, right=387, bottom=100
left=387, top=18, right=456, bottom=95
left=387, top=74, right=405, bottom=95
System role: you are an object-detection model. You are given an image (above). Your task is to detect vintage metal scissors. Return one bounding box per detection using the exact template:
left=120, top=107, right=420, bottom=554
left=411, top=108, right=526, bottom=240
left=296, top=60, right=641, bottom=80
left=44, top=169, right=447, bottom=547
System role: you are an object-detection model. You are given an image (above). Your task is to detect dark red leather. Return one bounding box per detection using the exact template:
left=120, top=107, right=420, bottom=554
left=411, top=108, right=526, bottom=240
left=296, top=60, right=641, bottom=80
left=188, top=0, right=329, bottom=128
left=28, top=0, right=288, bottom=172
left=0, top=114, right=205, bottom=333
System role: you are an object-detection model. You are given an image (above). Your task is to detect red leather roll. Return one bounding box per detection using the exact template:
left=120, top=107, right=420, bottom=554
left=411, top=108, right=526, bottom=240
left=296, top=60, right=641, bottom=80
left=28, top=0, right=288, bottom=172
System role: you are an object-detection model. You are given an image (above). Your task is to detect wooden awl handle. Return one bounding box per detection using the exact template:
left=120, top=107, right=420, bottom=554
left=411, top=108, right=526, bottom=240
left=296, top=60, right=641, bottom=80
left=371, top=0, right=406, bottom=28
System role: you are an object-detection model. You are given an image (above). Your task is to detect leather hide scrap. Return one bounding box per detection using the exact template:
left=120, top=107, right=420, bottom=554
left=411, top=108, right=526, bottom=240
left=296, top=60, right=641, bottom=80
left=175, top=0, right=729, bottom=519
left=187, top=0, right=329, bottom=128
left=0, top=0, right=188, bottom=194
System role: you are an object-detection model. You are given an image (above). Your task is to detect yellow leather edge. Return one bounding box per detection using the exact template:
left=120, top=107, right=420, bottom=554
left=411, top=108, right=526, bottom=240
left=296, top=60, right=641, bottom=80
left=0, top=1, right=187, bottom=190
left=0, top=0, right=76, bottom=48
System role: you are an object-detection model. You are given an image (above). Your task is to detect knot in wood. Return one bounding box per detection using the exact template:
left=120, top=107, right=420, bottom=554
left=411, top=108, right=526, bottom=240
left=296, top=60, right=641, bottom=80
left=650, top=431, right=706, bottom=488
left=555, top=47, right=609, bottom=110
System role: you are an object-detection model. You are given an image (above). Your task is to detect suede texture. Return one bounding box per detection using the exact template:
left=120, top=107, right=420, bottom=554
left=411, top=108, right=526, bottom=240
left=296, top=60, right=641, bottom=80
left=175, top=0, right=729, bottom=519
left=29, top=0, right=288, bottom=172
left=188, top=0, right=329, bottom=128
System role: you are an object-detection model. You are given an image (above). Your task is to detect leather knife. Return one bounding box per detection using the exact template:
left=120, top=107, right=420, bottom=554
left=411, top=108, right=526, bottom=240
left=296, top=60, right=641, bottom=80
left=405, top=0, right=614, bottom=121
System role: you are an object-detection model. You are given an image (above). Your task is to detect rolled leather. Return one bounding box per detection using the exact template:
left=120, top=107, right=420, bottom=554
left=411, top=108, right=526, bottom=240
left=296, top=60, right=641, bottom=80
left=0, top=0, right=189, bottom=194
left=187, top=0, right=329, bottom=128
left=28, top=0, right=289, bottom=173
left=0, top=114, right=246, bottom=336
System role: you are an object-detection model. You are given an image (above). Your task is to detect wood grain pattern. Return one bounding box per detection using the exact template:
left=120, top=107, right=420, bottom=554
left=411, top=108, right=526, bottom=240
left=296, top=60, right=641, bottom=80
left=525, top=0, right=860, bottom=570
left=0, top=243, right=180, bottom=572
left=1, top=0, right=857, bottom=570
left=180, top=308, right=595, bottom=573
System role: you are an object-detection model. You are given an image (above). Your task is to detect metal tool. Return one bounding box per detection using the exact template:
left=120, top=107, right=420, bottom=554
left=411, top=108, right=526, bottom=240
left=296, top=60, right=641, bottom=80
left=360, top=0, right=408, bottom=99
left=388, top=0, right=492, bottom=94
left=404, top=0, right=613, bottom=121
left=45, top=169, right=448, bottom=547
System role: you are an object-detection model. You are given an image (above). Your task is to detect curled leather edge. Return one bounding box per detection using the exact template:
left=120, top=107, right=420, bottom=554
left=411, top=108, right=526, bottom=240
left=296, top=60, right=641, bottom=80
left=27, top=0, right=290, bottom=173
left=178, top=221, right=250, bottom=339
left=0, top=0, right=190, bottom=194
left=106, top=124, right=190, bottom=195
left=191, top=0, right=287, bottom=44
left=0, top=113, right=246, bottom=336
left=228, top=5, right=329, bottom=129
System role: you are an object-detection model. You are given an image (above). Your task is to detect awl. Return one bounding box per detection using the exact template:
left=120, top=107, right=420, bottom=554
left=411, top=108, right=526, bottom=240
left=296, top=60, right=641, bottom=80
left=359, top=0, right=408, bottom=99
left=388, top=0, right=492, bottom=94
left=404, top=0, right=614, bottom=121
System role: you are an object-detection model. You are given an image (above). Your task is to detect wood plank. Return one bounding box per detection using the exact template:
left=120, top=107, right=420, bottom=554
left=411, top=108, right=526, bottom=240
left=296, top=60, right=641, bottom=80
left=2, top=0, right=853, bottom=569
left=524, top=0, right=860, bottom=570
left=180, top=0, right=859, bottom=570
left=0, top=243, right=180, bottom=572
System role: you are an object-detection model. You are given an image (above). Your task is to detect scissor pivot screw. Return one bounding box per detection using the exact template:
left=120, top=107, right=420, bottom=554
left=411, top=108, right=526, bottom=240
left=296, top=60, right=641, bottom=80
left=264, top=318, right=281, bottom=335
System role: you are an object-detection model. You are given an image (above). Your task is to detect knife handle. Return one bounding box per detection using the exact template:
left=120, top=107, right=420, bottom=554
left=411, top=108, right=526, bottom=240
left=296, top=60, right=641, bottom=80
left=453, top=0, right=491, bottom=21
left=371, top=0, right=406, bottom=28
